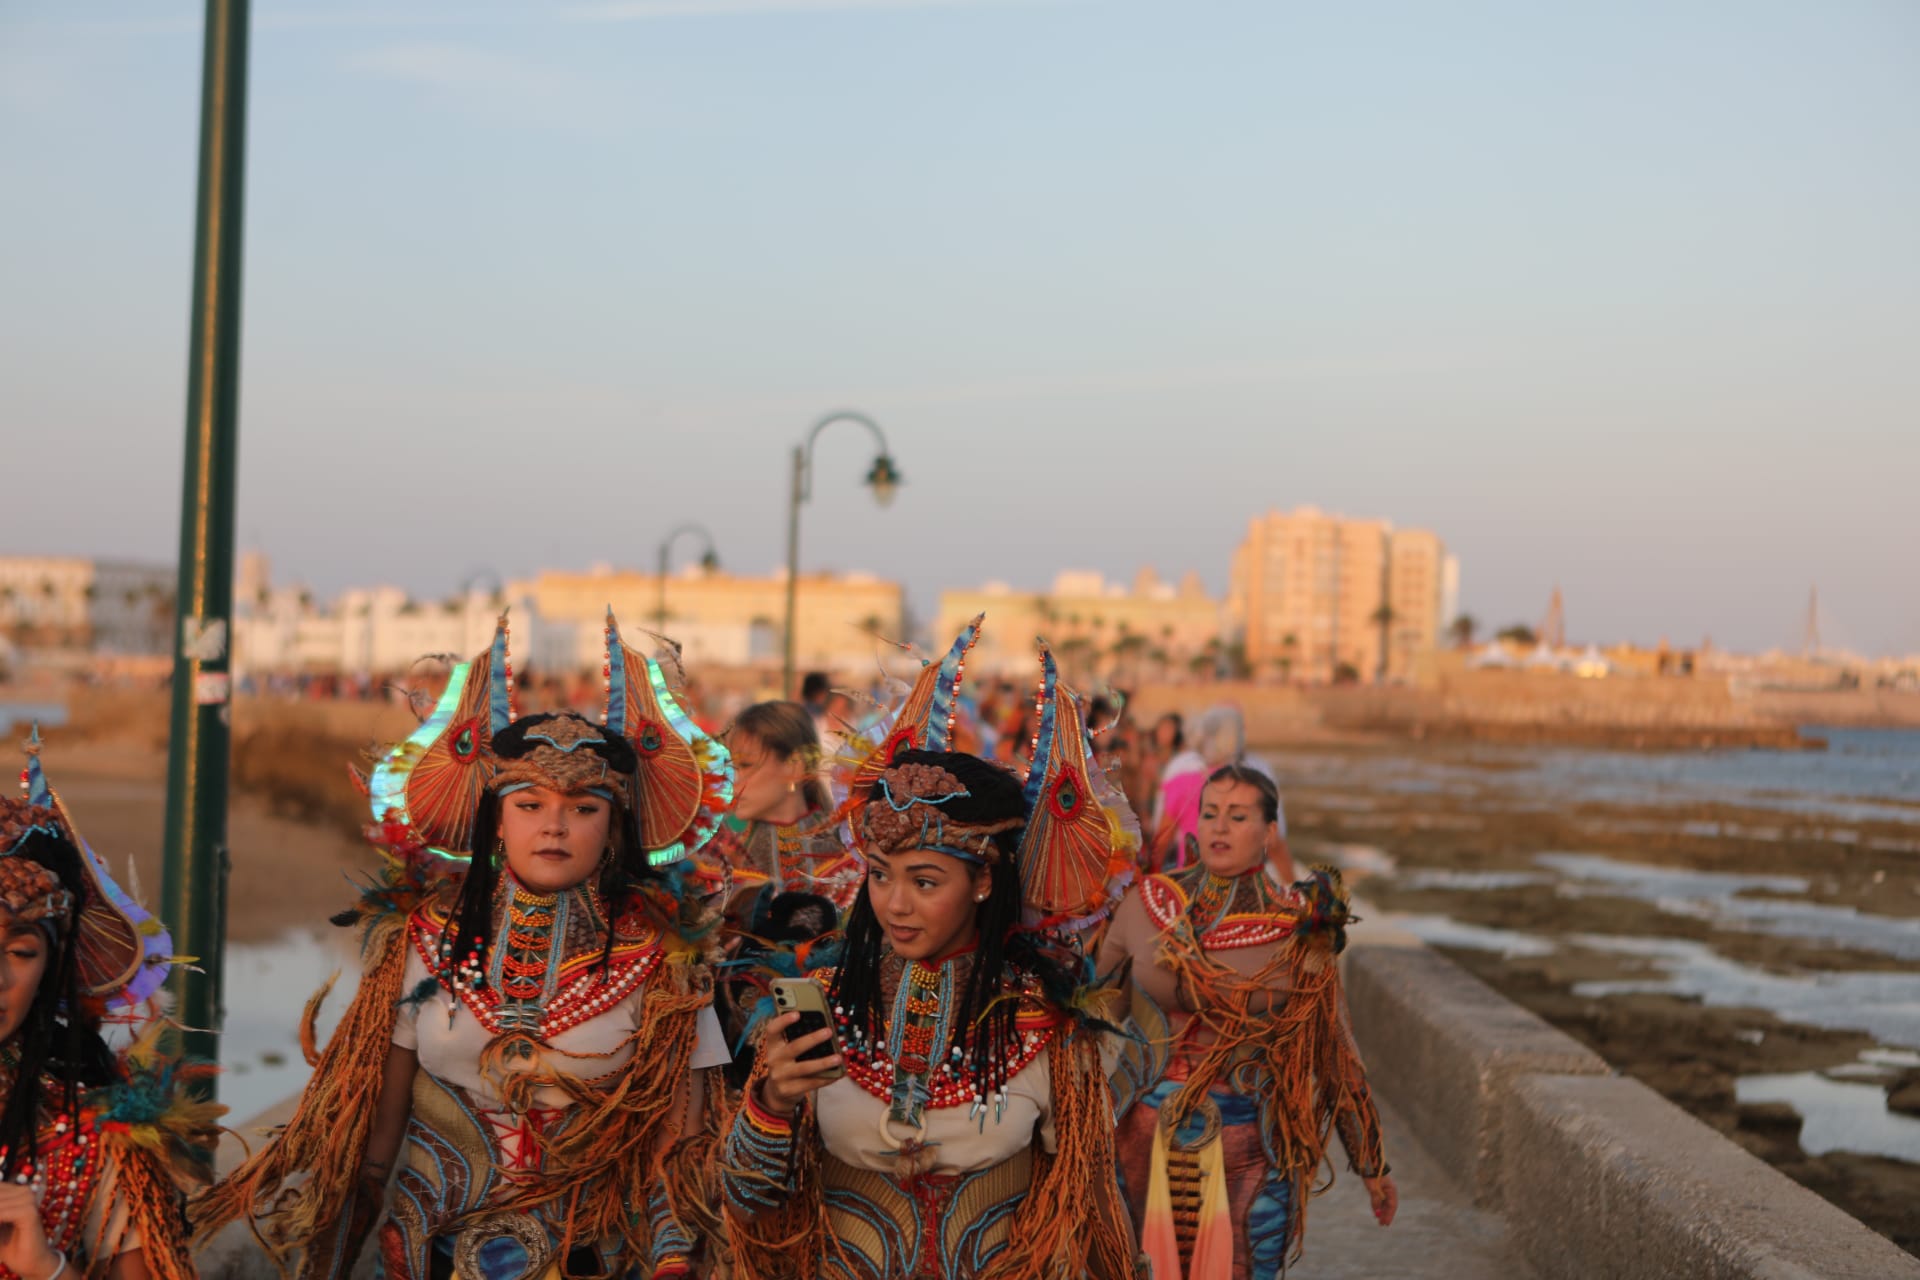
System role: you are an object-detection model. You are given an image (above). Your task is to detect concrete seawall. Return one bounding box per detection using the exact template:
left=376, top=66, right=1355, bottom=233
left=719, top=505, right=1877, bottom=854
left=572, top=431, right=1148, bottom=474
left=1344, top=924, right=1920, bottom=1279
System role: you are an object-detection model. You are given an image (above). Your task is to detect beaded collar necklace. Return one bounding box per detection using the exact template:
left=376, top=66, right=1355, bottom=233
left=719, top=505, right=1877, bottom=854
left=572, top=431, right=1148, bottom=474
left=424, top=870, right=663, bottom=1045
left=835, top=948, right=1058, bottom=1134
left=1142, top=862, right=1301, bottom=950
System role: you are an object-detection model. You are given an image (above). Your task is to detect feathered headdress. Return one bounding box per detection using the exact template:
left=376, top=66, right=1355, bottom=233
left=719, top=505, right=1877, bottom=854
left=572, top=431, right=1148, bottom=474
left=2, top=726, right=175, bottom=1009
left=364, top=611, right=733, bottom=866
left=838, top=617, right=1136, bottom=933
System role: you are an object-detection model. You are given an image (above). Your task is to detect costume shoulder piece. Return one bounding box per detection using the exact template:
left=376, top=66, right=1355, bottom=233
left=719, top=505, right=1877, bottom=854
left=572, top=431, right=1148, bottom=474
left=1142, top=865, right=1303, bottom=950
left=23, top=1028, right=219, bottom=1280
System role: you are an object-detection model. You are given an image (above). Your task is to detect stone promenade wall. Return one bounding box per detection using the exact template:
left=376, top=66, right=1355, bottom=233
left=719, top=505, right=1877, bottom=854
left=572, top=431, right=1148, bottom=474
left=1343, top=927, right=1920, bottom=1279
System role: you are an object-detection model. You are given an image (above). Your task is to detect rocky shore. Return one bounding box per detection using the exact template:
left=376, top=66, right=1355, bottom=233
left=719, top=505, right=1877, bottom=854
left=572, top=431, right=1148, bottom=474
left=1269, top=735, right=1920, bottom=1255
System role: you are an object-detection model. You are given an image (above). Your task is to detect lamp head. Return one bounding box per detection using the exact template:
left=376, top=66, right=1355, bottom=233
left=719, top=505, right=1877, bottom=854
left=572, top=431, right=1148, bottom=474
left=865, top=453, right=902, bottom=508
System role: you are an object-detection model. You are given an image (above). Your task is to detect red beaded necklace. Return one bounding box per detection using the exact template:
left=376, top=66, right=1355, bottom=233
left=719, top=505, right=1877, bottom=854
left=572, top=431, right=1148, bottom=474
left=0, top=1085, right=102, bottom=1266
left=412, top=881, right=664, bottom=1039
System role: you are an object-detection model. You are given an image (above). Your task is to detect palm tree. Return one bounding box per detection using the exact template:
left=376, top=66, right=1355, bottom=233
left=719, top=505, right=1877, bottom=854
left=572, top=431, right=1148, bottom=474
left=1112, top=631, right=1149, bottom=683
left=1448, top=614, right=1478, bottom=650
left=1058, top=635, right=1097, bottom=681
left=1370, top=603, right=1395, bottom=682
left=1496, top=623, right=1537, bottom=647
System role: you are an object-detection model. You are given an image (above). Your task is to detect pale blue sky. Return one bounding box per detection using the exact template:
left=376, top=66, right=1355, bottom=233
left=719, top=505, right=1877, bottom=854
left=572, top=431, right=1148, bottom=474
left=3, top=0, right=1916, bottom=655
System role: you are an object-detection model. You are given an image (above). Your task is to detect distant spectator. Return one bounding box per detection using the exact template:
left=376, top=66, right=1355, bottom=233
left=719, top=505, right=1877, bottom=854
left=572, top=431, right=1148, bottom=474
left=799, top=670, right=832, bottom=721
left=1152, top=704, right=1288, bottom=875
left=1133, top=713, right=1183, bottom=821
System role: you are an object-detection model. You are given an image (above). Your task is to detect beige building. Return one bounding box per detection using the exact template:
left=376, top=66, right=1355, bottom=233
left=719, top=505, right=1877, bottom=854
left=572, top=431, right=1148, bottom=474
left=0, top=556, right=174, bottom=657
left=1229, top=507, right=1455, bottom=682
left=518, top=566, right=904, bottom=677
left=1386, top=527, right=1450, bottom=678
left=934, top=568, right=1223, bottom=680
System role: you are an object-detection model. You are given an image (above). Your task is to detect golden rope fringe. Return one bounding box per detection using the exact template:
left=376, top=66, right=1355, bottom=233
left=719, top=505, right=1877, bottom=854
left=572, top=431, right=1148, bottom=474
left=660, top=1071, right=730, bottom=1265
left=724, top=1022, right=1136, bottom=1280
left=71, top=1140, right=199, bottom=1280
left=188, top=908, right=413, bottom=1279
left=987, top=1024, right=1137, bottom=1280
left=1152, top=923, right=1386, bottom=1267
left=474, top=960, right=706, bottom=1265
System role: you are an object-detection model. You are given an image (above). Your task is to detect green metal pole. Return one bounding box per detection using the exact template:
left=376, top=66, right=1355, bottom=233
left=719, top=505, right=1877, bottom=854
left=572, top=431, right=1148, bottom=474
left=160, top=0, right=251, bottom=1078
left=782, top=445, right=804, bottom=697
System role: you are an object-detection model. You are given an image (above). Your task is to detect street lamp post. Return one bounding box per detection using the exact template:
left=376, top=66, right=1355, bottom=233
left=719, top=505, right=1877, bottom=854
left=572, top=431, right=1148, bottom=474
left=160, top=0, right=251, bottom=1081
left=782, top=411, right=902, bottom=695
left=655, top=523, right=721, bottom=632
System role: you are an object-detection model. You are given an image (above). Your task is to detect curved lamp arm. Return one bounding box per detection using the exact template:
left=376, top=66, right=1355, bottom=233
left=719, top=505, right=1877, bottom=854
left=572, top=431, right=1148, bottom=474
left=797, top=410, right=902, bottom=506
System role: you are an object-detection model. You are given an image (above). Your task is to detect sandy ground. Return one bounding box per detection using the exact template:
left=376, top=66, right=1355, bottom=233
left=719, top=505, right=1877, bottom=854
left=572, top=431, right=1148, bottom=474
left=51, top=740, right=375, bottom=944
left=1268, top=736, right=1920, bottom=1256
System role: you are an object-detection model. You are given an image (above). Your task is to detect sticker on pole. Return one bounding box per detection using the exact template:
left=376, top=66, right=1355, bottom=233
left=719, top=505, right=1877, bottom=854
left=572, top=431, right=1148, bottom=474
left=194, top=672, right=231, bottom=706
left=181, top=617, right=229, bottom=662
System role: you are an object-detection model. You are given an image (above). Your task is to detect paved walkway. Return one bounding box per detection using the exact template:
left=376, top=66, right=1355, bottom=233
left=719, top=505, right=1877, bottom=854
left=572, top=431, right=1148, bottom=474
left=1289, top=1096, right=1534, bottom=1280
left=205, top=1092, right=1530, bottom=1280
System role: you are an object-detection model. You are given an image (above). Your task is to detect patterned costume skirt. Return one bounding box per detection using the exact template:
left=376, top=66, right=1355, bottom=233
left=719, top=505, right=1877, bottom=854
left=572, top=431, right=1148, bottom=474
left=817, top=1147, right=1032, bottom=1280
left=376, top=1072, right=637, bottom=1280
left=1115, top=1078, right=1294, bottom=1280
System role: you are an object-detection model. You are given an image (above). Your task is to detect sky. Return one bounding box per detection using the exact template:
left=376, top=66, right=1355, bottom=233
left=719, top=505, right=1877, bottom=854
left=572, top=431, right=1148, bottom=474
left=2, top=0, right=1916, bottom=656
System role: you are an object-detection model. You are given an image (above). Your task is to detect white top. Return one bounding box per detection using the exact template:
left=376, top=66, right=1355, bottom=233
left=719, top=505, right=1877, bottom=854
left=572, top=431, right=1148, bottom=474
left=391, top=947, right=729, bottom=1112
left=813, top=1051, right=1054, bottom=1175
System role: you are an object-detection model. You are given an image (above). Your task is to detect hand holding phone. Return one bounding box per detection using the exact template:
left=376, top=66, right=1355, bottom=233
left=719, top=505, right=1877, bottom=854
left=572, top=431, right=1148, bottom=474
left=761, top=978, right=847, bottom=1116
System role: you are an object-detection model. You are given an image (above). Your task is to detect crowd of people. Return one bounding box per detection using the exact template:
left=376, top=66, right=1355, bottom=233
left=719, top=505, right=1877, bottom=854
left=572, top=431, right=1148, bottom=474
left=2, top=613, right=1393, bottom=1280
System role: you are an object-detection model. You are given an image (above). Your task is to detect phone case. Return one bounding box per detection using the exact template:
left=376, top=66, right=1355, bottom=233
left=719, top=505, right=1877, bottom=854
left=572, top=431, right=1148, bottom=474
left=770, top=977, right=847, bottom=1081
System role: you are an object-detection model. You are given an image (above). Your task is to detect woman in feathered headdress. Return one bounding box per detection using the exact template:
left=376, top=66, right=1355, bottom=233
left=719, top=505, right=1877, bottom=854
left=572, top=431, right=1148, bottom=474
left=719, top=617, right=1144, bottom=1280
left=1097, top=764, right=1397, bottom=1279
left=0, top=731, right=216, bottom=1280
left=192, top=613, right=735, bottom=1280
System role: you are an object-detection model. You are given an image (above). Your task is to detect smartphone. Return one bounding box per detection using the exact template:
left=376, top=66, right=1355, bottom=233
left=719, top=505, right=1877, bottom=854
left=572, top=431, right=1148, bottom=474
left=770, top=977, right=846, bottom=1081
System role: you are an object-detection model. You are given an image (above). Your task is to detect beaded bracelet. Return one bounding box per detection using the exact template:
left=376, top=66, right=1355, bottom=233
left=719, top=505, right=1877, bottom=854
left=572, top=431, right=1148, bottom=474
left=742, top=1089, right=796, bottom=1136
left=722, top=1091, right=801, bottom=1215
